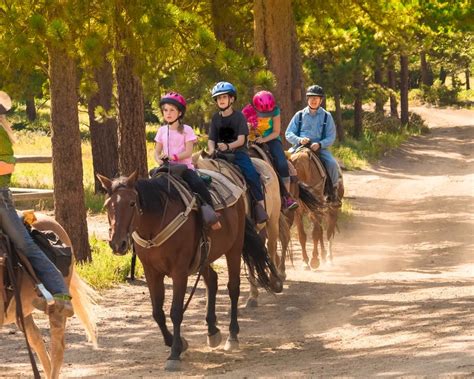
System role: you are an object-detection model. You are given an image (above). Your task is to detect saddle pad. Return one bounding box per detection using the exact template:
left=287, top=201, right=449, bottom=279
left=198, top=169, right=245, bottom=211
left=196, top=158, right=247, bottom=189
left=251, top=158, right=273, bottom=185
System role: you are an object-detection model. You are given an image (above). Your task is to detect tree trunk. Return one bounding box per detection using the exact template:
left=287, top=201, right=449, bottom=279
left=420, top=51, right=433, bottom=86
left=211, top=0, right=237, bottom=51
left=387, top=55, right=399, bottom=118
left=353, top=74, right=363, bottom=139
left=374, top=53, right=385, bottom=114
left=400, top=54, right=409, bottom=126
left=25, top=96, right=37, bottom=122
left=254, top=0, right=303, bottom=139
left=88, top=56, right=119, bottom=193
left=439, top=67, right=447, bottom=84
left=115, top=53, right=148, bottom=178
left=48, top=44, right=91, bottom=262
left=466, top=68, right=470, bottom=90
left=334, top=93, right=344, bottom=142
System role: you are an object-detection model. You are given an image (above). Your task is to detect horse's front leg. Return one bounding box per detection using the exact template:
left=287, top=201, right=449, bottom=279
left=202, top=265, right=222, bottom=348
left=310, top=219, right=323, bottom=270
left=165, top=273, right=188, bottom=371
left=49, top=311, right=67, bottom=379
left=225, top=250, right=241, bottom=351
left=20, top=314, right=52, bottom=378
left=294, top=211, right=309, bottom=270
left=144, top=267, right=173, bottom=347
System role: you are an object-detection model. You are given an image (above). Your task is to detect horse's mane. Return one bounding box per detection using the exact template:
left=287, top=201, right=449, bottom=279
left=112, top=175, right=181, bottom=214
left=135, top=176, right=181, bottom=213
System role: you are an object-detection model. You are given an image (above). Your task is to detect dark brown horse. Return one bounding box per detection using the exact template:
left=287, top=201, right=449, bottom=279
left=288, top=147, right=344, bottom=271
left=98, top=171, right=278, bottom=371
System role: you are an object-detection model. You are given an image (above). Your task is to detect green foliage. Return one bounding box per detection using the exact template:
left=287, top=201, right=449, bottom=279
left=75, top=236, right=144, bottom=290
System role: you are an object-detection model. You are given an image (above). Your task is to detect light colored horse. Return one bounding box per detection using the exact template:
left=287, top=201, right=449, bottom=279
left=288, top=148, right=344, bottom=270
left=194, top=153, right=289, bottom=307
left=1, top=213, right=98, bottom=379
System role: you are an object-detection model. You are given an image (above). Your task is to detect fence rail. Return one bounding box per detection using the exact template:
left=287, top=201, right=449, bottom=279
left=11, top=155, right=53, bottom=202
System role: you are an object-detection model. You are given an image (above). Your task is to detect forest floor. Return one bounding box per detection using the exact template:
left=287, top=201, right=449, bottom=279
left=1, top=105, right=473, bottom=378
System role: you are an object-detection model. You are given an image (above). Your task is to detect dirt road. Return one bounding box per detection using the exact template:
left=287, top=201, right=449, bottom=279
left=1, top=106, right=473, bottom=378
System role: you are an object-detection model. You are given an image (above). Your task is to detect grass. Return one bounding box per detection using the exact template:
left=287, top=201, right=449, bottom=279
left=75, top=236, right=144, bottom=290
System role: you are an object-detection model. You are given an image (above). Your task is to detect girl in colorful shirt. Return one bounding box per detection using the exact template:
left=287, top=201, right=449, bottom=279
left=0, top=91, right=73, bottom=317
left=243, top=90, right=298, bottom=210
left=154, top=92, right=221, bottom=230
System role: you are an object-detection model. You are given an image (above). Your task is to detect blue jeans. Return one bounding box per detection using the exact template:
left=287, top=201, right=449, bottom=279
left=234, top=151, right=264, bottom=201
left=319, top=149, right=340, bottom=187
left=0, top=188, right=69, bottom=295
left=266, top=139, right=290, bottom=179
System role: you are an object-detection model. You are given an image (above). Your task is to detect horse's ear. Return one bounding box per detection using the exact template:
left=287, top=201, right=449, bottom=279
left=97, top=174, right=112, bottom=193
left=126, top=170, right=138, bottom=188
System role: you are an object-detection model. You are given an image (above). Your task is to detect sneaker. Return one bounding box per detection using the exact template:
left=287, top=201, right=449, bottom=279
left=254, top=203, right=269, bottom=224
left=32, top=294, right=74, bottom=318
left=285, top=197, right=299, bottom=210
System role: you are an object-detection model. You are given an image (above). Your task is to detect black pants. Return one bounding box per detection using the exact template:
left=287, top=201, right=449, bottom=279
left=182, top=169, right=213, bottom=205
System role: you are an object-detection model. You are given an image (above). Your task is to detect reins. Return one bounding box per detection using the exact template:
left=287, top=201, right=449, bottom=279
left=1, top=232, right=40, bottom=379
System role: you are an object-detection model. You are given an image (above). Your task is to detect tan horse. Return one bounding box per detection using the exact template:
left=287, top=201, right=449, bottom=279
left=288, top=148, right=344, bottom=271
left=194, top=153, right=289, bottom=307
left=1, top=213, right=98, bottom=379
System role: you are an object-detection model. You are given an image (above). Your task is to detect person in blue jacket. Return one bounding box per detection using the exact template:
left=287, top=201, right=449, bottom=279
left=285, top=85, right=341, bottom=206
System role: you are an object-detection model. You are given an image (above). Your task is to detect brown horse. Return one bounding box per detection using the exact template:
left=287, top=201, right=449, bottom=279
left=194, top=153, right=290, bottom=307
left=247, top=144, right=321, bottom=278
left=98, top=171, right=278, bottom=371
left=1, top=213, right=97, bottom=379
left=288, top=147, right=344, bottom=271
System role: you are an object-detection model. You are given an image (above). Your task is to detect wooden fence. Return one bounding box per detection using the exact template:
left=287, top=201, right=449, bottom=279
left=11, top=155, right=54, bottom=202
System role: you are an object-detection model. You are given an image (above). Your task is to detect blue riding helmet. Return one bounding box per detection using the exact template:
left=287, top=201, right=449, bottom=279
left=211, top=82, right=237, bottom=99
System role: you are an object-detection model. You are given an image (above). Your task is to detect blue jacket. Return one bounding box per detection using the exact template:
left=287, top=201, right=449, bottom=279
left=285, top=106, right=336, bottom=150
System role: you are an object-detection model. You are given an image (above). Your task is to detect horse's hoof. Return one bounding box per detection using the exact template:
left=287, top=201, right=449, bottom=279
left=224, top=337, right=239, bottom=351
left=310, top=258, right=320, bottom=270
left=165, top=359, right=181, bottom=371
left=303, top=262, right=311, bottom=271
left=207, top=330, right=222, bottom=348
left=271, top=278, right=283, bottom=293
left=181, top=337, right=189, bottom=352
left=245, top=298, right=258, bottom=308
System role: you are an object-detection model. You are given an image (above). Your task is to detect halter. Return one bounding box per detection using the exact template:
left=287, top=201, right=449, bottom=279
left=107, top=178, right=197, bottom=249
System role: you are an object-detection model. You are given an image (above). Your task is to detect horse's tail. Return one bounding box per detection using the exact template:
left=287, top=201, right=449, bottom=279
left=278, top=212, right=293, bottom=265
left=242, top=217, right=279, bottom=292
left=298, top=182, right=320, bottom=212
left=70, top=269, right=99, bottom=348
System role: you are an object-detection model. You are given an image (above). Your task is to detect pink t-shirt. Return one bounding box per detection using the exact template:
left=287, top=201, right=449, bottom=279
left=154, top=124, right=197, bottom=169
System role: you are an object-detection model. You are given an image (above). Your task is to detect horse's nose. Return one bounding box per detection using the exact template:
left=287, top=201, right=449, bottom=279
left=109, top=239, right=128, bottom=255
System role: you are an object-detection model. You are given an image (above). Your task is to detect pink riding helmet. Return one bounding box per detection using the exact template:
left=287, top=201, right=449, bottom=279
left=252, top=90, right=276, bottom=113
left=159, top=92, right=187, bottom=115
left=242, top=103, right=258, bottom=129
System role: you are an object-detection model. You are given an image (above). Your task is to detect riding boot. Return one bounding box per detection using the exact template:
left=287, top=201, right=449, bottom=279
left=254, top=203, right=269, bottom=224
left=32, top=294, right=74, bottom=318
left=201, top=203, right=221, bottom=230
left=328, top=186, right=342, bottom=208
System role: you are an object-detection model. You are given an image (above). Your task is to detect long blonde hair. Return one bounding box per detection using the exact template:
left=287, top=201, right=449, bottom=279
left=0, top=115, right=16, bottom=144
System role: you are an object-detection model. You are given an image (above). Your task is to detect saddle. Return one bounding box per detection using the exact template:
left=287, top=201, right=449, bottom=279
left=0, top=216, right=72, bottom=324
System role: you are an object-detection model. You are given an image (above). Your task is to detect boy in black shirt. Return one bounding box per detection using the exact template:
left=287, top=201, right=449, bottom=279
left=207, top=81, right=268, bottom=224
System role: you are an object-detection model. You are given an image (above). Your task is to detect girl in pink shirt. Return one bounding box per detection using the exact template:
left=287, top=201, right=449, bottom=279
left=154, top=92, right=221, bottom=230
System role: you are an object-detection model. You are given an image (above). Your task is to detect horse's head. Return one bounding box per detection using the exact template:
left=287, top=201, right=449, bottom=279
left=97, top=171, right=139, bottom=255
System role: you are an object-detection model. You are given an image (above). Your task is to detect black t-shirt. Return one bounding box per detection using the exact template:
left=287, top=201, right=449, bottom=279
left=209, top=110, right=249, bottom=152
